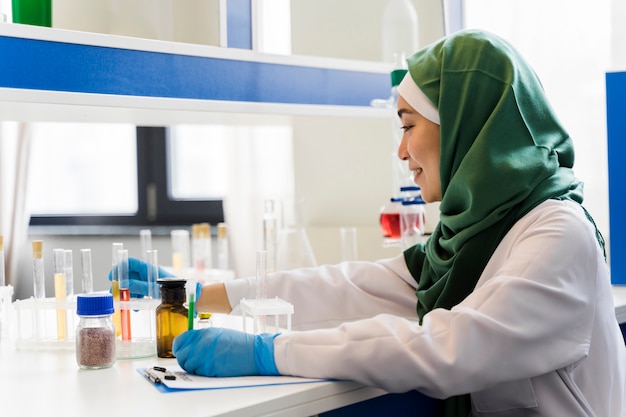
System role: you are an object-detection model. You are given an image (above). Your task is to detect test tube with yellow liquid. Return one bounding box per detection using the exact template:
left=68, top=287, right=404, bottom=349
left=53, top=248, right=67, bottom=340
left=170, top=230, right=190, bottom=273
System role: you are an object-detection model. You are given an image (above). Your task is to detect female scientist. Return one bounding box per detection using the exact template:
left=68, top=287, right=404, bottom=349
left=131, top=30, right=626, bottom=416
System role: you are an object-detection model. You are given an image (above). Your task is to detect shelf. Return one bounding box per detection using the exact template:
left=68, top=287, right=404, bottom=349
left=0, top=24, right=393, bottom=123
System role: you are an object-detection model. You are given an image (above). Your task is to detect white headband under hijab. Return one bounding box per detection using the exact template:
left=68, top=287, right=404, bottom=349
left=397, top=73, right=440, bottom=125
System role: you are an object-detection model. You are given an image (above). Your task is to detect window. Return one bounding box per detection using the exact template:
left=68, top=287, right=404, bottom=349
left=28, top=125, right=224, bottom=227
left=462, top=0, right=611, bottom=235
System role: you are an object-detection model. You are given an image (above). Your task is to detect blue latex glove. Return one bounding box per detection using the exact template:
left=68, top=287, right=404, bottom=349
left=107, top=257, right=174, bottom=298
left=172, top=328, right=280, bottom=377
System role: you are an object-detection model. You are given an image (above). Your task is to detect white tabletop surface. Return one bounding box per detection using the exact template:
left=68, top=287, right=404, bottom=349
left=0, top=346, right=385, bottom=417
left=2, top=286, right=625, bottom=417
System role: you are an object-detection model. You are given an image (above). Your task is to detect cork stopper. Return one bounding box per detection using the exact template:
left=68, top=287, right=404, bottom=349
left=200, top=223, right=210, bottom=238
left=0, top=235, right=3, bottom=251
left=32, top=240, right=43, bottom=259
left=217, top=223, right=227, bottom=239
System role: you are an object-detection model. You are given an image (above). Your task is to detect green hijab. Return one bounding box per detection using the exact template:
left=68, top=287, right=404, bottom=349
left=401, top=30, right=600, bottom=416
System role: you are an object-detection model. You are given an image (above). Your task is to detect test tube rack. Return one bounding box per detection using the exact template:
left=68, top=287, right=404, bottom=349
left=239, top=297, right=294, bottom=335
left=12, top=295, right=160, bottom=358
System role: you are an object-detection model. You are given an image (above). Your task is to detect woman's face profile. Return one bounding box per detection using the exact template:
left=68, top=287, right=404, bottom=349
left=396, top=95, right=441, bottom=202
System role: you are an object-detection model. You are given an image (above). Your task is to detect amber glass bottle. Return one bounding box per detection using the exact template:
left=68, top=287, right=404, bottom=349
left=156, top=278, right=188, bottom=358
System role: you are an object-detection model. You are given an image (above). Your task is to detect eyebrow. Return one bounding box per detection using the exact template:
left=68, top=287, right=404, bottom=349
left=397, top=108, right=414, bottom=118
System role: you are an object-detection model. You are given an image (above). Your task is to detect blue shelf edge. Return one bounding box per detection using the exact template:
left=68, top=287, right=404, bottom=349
left=606, top=71, right=626, bottom=284
left=0, top=35, right=390, bottom=108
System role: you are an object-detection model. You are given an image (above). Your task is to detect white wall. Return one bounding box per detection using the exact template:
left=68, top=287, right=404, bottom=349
left=12, top=1, right=445, bottom=300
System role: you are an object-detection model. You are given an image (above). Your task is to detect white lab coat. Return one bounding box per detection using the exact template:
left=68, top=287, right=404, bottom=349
left=224, top=200, right=626, bottom=416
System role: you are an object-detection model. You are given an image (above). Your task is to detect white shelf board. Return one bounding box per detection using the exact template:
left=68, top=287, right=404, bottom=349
left=0, top=24, right=393, bottom=123
left=0, top=87, right=392, bottom=124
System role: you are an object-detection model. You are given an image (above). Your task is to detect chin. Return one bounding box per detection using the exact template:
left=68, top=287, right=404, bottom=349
left=420, top=190, right=440, bottom=204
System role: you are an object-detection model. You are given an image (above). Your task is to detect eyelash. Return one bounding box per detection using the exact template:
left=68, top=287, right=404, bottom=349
left=401, top=125, right=414, bottom=132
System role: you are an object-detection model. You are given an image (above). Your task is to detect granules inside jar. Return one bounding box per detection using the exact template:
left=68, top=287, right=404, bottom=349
left=77, top=327, right=115, bottom=368
left=76, top=293, right=116, bottom=370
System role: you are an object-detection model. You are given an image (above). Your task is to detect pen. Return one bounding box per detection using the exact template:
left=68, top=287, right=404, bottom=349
left=152, top=366, right=177, bottom=380
left=144, top=368, right=161, bottom=384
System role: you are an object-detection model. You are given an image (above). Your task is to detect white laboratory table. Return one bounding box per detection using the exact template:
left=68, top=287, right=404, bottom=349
left=0, top=347, right=386, bottom=417
left=2, top=286, right=626, bottom=417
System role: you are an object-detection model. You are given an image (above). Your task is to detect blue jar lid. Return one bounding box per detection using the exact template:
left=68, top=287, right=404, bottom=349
left=77, top=293, right=114, bottom=316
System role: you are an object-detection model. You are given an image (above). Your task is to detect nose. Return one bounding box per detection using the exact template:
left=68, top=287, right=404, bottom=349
left=397, top=134, right=410, bottom=161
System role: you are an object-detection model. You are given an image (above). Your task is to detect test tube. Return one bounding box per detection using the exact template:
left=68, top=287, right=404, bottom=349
left=217, top=223, right=229, bottom=270
left=263, top=201, right=278, bottom=273
left=146, top=249, right=159, bottom=299
left=64, top=249, right=74, bottom=297
left=32, top=240, right=45, bottom=299
left=255, top=250, right=268, bottom=333
left=192, top=223, right=212, bottom=273
left=80, top=249, right=93, bottom=294
left=170, top=229, right=190, bottom=271
left=140, top=229, right=152, bottom=261
left=201, top=223, right=212, bottom=270
left=111, top=242, right=123, bottom=337
left=339, top=227, right=358, bottom=262
left=53, top=248, right=67, bottom=340
left=31, top=240, right=45, bottom=340
left=117, top=249, right=132, bottom=341
left=0, top=236, right=5, bottom=287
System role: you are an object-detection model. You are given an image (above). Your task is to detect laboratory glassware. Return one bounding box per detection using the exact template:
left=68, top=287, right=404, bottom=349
left=140, top=229, right=152, bottom=261
left=76, top=293, right=116, bottom=370
left=216, top=223, right=229, bottom=270
left=339, top=227, right=358, bottom=262
left=146, top=249, right=159, bottom=299
left=276, top=198, right=316, bottom=271
left=110, top=242, right=123, bottom=337
left=32, top=240, right=45, bottom=299
left=170, top=229, right=191, bottom=271
left=197, top=312, right=213, bottom=329
left=117, top=249, right=132, bottom=341
left=80, top=249, right=93, bottom=294
left=263, top=200, right=278, bottom=273
left=64, top=249, right=74, bottom=297
left=192, top=223, right=212, bottom=272
left=53, top=248, right=67, bottom=340
left=156, top=278, right=188, bottom=358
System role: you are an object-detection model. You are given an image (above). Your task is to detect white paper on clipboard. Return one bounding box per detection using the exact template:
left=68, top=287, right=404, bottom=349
left=141, top=365, right=327, bottom=390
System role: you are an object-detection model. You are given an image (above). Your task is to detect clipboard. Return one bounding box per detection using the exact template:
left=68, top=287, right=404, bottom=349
left=138, top=365, right=327, bottom=393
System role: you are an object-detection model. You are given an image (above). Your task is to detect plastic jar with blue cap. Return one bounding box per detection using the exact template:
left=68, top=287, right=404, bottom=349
left=76, top=293, right=116, bottom=369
